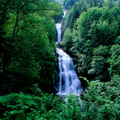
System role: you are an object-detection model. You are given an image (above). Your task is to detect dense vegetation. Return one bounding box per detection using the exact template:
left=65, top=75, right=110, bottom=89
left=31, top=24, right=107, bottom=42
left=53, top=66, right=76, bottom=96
left=61, top=0, right=120, bottom=84
left=0, top=0, right=120, bottom=119
left=60, top=0, right=120, bottom=119
left=0, top=0, right=62, bottom=95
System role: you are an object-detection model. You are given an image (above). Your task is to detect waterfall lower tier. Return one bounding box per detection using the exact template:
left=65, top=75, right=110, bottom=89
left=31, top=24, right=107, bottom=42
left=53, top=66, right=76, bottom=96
left=55, top=48, right=83, bottom=96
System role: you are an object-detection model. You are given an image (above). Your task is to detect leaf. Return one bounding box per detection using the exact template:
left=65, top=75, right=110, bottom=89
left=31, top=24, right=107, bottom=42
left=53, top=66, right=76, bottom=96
left=10, top=110, right=17, bottom=115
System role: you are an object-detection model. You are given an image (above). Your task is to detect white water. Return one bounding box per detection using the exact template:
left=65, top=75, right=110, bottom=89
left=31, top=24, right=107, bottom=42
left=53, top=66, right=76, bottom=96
left=56, top=48, right=83, bottom=95
left=55, top=20, right=83, bottom=96
left=55, top=23, right=61, bottom=44
left=63, top=10, right=67, bottom=18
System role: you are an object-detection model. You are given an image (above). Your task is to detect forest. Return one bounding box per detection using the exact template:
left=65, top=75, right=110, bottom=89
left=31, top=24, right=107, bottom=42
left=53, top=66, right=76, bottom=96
left=0, top=0, right=120, bottom=119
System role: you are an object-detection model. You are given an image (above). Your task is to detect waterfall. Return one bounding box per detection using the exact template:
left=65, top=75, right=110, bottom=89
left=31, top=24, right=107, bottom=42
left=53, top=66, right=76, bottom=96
left=55, top=23, right=61, bottom=43
left=56, top=48, right=83, bottom=96
left=63, top=10, right=67, bottom=18
left=55, top=17, right=83, bottom=96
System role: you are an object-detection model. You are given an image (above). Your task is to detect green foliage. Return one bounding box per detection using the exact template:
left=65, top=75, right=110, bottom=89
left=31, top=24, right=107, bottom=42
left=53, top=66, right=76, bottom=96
left=108, top=44, right=120, bottom=75
left=1, top=0, right=120, bottom=119
left=0, top=0, right=60, bottom=95
left=62, top=0, right=79, bottom=9
left=88, top=45, right=110, bottom=81
left=0, top=92, right=84, bottom=120
left=61, top=28, right=72, bottom=53
left=77, top=7, right=120, bottom=45
left=62, top=1, right=120, bottom=82
left=62, top=9, right=73, bottom=35
left=62, top=0, right=104, bottom=9
left=59, top=94, right=82, bottom=120
left=1, top=86, right=119, bottom=120
left=62, top=1, right=88, bottom=35
left=58, top=1, right=120, bottom=119
left=81, top=75, right=120, bottom=120
left=0, top=92, right=63, bottom=120
left=48, top=1, right=63, bottom=22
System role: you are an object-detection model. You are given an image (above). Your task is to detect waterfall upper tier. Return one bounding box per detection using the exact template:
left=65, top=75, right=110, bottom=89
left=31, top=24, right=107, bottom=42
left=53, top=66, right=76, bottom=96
left=63, top=10, right=67, bottom=18
left=55, top=23, right=61, bottom=43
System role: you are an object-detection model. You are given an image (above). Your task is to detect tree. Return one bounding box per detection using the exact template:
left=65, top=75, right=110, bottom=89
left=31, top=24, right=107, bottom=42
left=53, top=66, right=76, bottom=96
left=108, top=44, right=120, bottom=76
left=61, top=28, right=72, bottom=53
left=88, top=45, right=110, bottom=81
left=0, top=0, right=58, bottom=95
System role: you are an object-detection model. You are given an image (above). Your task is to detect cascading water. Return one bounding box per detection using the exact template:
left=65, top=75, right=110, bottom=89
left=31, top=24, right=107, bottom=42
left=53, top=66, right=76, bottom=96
left=55, top=18, right=83, bottom=96
left=63, top=10, right=67, bottom=18
left=55, top=23, right=61, bottom=44
left=56, top=48, right=83, bottom=95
